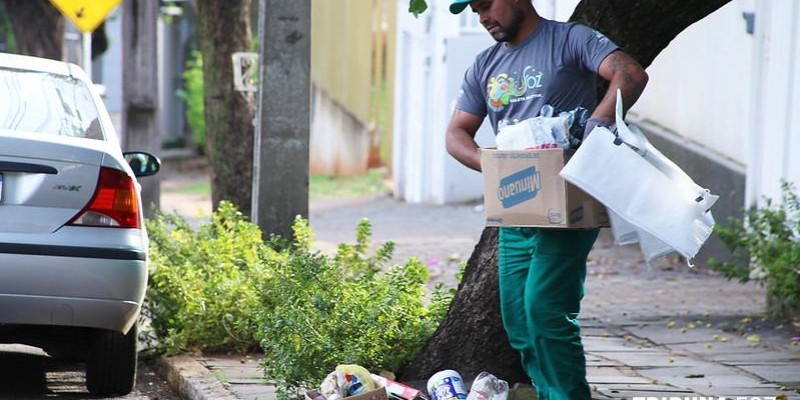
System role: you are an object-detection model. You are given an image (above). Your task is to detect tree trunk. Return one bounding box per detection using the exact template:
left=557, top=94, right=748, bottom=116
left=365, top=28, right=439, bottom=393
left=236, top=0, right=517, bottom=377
left=399, top=228, right=528, bottom=384
left=195, top=0, right=256, bottom=216
left=570, top=0, right=734, bottom=69
left=3, top=0, right=62, bottom=60
left=400, top=0, right=734, bottom=384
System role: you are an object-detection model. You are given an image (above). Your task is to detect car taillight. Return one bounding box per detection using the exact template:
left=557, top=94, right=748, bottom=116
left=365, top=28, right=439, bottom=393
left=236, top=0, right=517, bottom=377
left=69, top=167, right=140, bottom=228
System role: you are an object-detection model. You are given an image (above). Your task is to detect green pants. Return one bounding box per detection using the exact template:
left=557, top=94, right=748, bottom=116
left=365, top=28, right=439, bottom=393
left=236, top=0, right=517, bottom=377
left=498, top=227, right=599, bottom=400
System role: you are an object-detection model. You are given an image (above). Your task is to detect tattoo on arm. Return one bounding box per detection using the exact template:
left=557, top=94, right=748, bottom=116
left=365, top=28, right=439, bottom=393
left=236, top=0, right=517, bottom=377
left=606, top=51, right=646, bottom=99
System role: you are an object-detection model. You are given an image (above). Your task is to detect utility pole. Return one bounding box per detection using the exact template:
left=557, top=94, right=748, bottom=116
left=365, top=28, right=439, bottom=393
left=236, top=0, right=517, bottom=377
left=122, top=0, right=160, bottom=217
left=252, top=0, right=311, bottom=240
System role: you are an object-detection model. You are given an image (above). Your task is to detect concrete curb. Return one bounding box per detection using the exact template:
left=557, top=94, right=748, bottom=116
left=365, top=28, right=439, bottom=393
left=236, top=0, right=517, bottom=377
left=155, top=355, right=239, bottom=400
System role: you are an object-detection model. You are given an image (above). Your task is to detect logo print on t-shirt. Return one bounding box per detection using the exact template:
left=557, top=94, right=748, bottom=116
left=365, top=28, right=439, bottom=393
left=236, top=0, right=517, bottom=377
left=591, top=29, right=610, bottom=44
left=486, top=66, right=544, bottom=112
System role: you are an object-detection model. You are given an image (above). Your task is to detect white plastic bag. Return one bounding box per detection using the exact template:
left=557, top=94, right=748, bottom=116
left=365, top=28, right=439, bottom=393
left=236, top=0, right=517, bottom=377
left=496, top=116, right=570, bottom=150
left=559, top=90, right=718, bottom=262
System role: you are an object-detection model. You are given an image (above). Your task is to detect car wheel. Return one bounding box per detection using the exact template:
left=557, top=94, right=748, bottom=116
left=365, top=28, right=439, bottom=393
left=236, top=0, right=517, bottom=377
left=85, top=324, right=138, bottom=396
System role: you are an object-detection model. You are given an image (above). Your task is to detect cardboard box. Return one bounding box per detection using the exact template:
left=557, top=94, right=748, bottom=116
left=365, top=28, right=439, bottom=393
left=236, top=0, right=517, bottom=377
left=305, top=387, right=389, bottom=400
left=481, top=148, right=609, bottom=228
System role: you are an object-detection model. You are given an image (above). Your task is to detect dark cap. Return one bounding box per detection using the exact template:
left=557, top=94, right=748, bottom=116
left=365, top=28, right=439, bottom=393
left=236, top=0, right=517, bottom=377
left=450, top=0, right=471, bottom=14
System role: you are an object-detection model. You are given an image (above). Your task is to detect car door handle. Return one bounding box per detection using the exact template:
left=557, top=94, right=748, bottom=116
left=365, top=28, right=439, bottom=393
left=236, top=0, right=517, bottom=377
left=0, top=161, right=58, bottom=174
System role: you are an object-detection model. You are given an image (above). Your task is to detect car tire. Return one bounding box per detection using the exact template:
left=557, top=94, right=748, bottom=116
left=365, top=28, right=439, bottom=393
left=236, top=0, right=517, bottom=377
left=85, top=324, right=138, bottom=396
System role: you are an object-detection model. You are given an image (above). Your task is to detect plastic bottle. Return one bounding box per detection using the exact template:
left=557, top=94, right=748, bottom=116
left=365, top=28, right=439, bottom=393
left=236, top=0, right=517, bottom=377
left=465, top=372, right=508, bottom=400
left=427, top=370, right=468, bottom=400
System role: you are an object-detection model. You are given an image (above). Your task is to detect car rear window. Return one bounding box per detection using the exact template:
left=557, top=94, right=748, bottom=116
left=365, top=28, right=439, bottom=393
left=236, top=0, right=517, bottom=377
left=0, top=68, right=104, bottom=140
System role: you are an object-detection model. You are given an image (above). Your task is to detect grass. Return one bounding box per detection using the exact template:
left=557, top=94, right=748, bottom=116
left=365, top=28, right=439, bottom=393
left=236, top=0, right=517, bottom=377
left=310, top=169, right=389, bottom=199
left=165, top=169, right=389, bottom=199
left=172, top=181, right=211, bottom=196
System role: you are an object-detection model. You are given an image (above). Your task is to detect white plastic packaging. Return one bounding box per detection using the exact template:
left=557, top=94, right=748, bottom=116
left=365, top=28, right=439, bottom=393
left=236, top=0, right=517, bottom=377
left=495, top=116, right=571, bottom=150
left=465, top=372, right=508, bottom=400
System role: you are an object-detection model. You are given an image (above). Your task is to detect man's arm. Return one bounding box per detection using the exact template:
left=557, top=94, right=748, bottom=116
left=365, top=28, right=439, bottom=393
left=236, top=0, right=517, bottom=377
left=446, top=109, right=485, bottom=172
left=591, top=50, right=649, bottom=124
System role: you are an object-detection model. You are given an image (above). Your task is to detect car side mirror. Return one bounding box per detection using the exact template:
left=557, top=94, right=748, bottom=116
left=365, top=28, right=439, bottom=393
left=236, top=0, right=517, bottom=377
left=123, top=151, right=161, bottom=177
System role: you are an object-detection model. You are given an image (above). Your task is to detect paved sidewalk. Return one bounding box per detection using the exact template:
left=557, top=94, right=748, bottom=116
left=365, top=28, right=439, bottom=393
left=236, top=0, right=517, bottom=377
left=156, top=192, right=800, bottom=400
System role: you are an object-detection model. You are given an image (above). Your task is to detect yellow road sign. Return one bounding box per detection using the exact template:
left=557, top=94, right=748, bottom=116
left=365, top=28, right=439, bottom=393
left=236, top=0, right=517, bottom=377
left=49, top=0, right=122, bottom=33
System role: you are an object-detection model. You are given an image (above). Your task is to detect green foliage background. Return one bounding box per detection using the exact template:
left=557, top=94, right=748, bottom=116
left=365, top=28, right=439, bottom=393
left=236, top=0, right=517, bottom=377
left=711, top=182, right=800, bottom=318
left=175, top=50, right=206, bottom=153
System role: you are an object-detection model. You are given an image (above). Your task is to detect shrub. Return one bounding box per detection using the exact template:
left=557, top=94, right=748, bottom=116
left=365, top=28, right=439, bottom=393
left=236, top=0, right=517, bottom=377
left=711, top=181, right=800, bottom=318
left=144, top=201, right=271, bottom=353
left=144, top=203, right=453, bottom=392
left=258, top=218, right=453, bottom=396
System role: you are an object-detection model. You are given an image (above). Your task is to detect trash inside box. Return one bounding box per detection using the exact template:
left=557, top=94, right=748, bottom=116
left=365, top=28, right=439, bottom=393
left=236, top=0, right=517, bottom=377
left=305, top=387, right=388, bottom=400
left=481, top=148, right=608, bottom=228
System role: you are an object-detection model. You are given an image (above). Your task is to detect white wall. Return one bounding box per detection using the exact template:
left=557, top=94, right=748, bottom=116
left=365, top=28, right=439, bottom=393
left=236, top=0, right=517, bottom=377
left=393, top=4, right=431, bottom=202
left=310, top=87, right=370, bottom=176
left=95, top=9, right=123, bottom=135
left=532, top=0, right=579, bottom=21
left=532, top=0, right=757, bottom=166
left=393, top=1, right=494, bottom=204
left=747, top=0, right=800, bottom=204
left=529, top=0, right=755, bottom=166
left=633, top=1, right=755, bottom=164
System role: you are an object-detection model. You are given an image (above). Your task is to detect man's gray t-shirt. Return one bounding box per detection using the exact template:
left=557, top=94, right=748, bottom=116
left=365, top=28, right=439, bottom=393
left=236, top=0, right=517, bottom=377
left=456, top=19, right=619, bottom=133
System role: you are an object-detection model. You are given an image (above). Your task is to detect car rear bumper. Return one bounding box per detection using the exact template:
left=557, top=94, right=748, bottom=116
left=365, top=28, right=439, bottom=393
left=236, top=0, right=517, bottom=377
left=0, top=253, right=147, bottom=300
left=0, top=294, right=140, bottom=333
left=0, top=249, right=147, bottom=334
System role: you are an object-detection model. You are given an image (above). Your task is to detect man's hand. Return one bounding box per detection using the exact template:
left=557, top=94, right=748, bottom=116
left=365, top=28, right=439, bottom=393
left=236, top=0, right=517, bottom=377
left=583, top=117, right=614, bottom=139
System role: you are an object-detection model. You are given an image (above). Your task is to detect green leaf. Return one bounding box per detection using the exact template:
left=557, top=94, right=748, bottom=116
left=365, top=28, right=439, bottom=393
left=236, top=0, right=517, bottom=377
left=746, top=334, right=761, bottom=343
left=409, top=0, right=428, bottom=17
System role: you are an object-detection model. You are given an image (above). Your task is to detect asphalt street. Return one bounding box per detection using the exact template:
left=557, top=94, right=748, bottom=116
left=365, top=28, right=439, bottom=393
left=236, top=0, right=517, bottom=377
left=0, top=345, right=179, bottom=400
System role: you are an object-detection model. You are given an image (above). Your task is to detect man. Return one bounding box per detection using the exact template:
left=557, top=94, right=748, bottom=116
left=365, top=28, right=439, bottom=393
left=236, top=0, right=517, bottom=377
left=445, top=1, right=648, bottom=399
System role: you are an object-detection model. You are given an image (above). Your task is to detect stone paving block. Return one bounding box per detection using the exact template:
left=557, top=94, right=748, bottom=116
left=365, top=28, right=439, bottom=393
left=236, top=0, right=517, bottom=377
left=586, top=353, right=609, bottom=362
left=584, top=327, right=619, bottom=337
left=588, top=375, right=655, bottom=384
left=584, top=336, right=651, bottom=353
left=200, top=355, right=263, bottom=367
left=581, top=319, right=613, bottom=329
left=625, top=325, right=715, bottom=346
left=587, top=366, right=635, bottom=377
left=637, top=367, right=771, bottom=391
left=594, top=383, right=692, bottom=393
left=617, top=355, right=702, bottom=371
left=585, top=336, right=628, bottom=345
left=709, top=351, right=800, bottom=364
left=668, top=341, right=777, bottom=357
left=593, top=386, right=695, bottom=399
left=602, top=351, right=706, bottom=368
left=228, top=377, right=265, bottom=384
left=711, top=352, right=800, bottom=363
left=587, top=361, right=628, bottom=369
left=205, top=366, right=262, bottom=380
left=229, top=383, right=278, bottom=400
left=734, top=363, right=800, bottom=385
left=157, top=355, right=240, bottom=400
left=713, top=386, right=797, bottom=397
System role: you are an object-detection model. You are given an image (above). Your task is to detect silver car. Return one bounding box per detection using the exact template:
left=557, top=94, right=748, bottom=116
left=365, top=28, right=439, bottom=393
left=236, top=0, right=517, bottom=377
left=0, top=53, right=159, bottom=395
